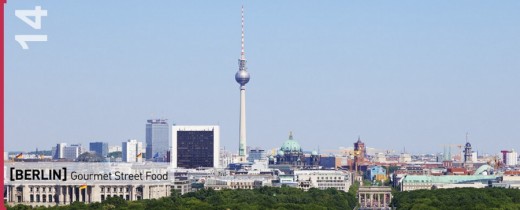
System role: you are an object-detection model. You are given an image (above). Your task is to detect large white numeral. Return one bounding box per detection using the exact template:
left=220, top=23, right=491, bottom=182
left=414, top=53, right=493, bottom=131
left=15, top=35, right=48, bottom=49
left=15, top=6, right=48, bottom=29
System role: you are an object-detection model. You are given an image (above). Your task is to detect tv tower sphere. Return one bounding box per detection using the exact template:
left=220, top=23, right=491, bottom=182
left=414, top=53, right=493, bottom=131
left=235, top=68, right=250, bottom=86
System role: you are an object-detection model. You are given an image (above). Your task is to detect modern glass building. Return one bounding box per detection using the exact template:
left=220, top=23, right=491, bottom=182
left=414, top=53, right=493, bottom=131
left=171, top=126, right=220, bottom=168
left=146, top=119, right=170, bottom=161
left=89, top=142, right=108, bottom=157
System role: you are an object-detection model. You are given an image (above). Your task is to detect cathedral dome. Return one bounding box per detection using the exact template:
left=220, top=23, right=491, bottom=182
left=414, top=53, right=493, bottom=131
left=280, top=132, right=301, bottom=152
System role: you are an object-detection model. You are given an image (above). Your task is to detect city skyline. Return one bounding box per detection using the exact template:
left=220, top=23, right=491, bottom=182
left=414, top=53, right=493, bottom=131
left=5, top=1, right=520, bottom=154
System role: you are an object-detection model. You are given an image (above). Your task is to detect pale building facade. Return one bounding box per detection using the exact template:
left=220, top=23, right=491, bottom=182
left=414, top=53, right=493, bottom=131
left=122, top=139, right=143, bottom=163
left=294, top=170, right=352, bottom=192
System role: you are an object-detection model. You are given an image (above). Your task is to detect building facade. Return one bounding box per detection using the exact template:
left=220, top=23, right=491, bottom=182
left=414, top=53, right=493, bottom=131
left=272, top=132, right=305, bottom=166
left=171, top=125, right=220, bottom=168
left=247, top=149, right=267, bottom=162
left=5, top=162, right=171, bottom=207
left=400, top=175, right=497, bottom=191
left=89, top=142, right=108, bottom=158
left=366, top=166, right=387, bottom=181
left=145, top=119, right=170, bottom=161
left=506, top=149, right=518, bottom=166
left=5, top=182, right=171, bottom=207
left=122, top=139, right=143, bottom=163
left=294, top=170, right=352, bottom=192
left=53, top=143, right=67, bottom=159
left=353, top=137, right=366, bottom=169
left=63, top=144, right=84, bottom=160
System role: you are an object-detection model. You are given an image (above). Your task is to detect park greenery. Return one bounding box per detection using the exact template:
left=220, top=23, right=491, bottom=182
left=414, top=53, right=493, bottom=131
left=9, top=182, right=520, bottom=210
left=7, top=186, right=358, bottom=210
left=391, top=188, right=520, bottom=210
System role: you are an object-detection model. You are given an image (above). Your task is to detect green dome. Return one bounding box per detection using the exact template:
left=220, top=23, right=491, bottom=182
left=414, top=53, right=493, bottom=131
left=311, top=151, right=318, bottom=156
left=280, top=132, right=301, bottom=152
left=277, top=150, right=285, bottom=156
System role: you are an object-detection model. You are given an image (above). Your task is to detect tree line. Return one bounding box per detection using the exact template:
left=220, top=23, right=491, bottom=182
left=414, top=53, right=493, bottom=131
left=391, top=187, right=520, bottom=210
left=8, top=186, right=358, bottom=210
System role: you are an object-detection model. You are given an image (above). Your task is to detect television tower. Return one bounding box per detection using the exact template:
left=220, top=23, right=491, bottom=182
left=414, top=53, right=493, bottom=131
left=235, top=6, right=250, bottom=162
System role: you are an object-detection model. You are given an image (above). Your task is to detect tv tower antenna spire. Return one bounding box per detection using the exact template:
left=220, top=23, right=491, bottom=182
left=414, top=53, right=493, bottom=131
left=241, top=5, right=245, bottom=60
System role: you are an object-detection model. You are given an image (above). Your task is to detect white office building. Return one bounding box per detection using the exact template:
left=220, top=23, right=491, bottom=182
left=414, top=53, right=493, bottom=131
left=63, top=144, right=84, bottom=160
left=294, top=170, right=352, bottom=192
left=506, top=149, right=518, bottom=166
left=53, top=143, right=67, bottom=159
left=122, top=139, right=143, bottom=163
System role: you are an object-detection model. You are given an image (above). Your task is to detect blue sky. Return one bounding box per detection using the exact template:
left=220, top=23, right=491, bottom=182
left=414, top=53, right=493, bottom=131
left=5, top=1, right=520, bottom=154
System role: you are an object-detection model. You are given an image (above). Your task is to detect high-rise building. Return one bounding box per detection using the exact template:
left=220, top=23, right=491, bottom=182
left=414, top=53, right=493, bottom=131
left=171, top=125, right=220, bottom=168
left=122, top=139, right=143, bottom=163
left=89, top=142, right=108, bottom=157
left=506, top=149, right=518, bottom=166
left=235, top=6, right=251, bottom=162
left=53, top=143, right=67, bottom=159
left=63, top=144, right=84, bottom=160
left=145, top=119, right=170, bottom=161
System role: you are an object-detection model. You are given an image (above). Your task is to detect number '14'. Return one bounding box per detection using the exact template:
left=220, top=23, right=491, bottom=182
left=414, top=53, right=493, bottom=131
left=15, top=6, right=48, bottom=50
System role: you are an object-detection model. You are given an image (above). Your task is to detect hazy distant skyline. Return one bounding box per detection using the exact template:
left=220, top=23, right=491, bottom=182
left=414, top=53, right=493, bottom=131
left=5, top=1, right=520, bottom=154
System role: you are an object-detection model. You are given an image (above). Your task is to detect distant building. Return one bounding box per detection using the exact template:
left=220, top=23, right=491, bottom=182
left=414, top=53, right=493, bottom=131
left=374, top=153, right=387, bottom=163
left=271, top=132, right=305, bottom=166
left=108, top=145, right=122, bottom=153
left=304, top=151, right=321, bottom=168
left=318, top=156, right=335, bottom=169
left=353, top=137, right=367, bottom=169
left=171, top=125, right=220, bottom=168
left=294, top=170, right=352, bottom=192
left=122, top=139, right=143, bottom=163
left=366, top=166, right=387, bottom=181
left=464, top=142, right=472, bottom=162
left=63, top=144, right=84, bottom=160
left=471, top=152, right=478, bottom=162
left=247, top=149, right=267, bottom=162
left=506, top=149, right=518, bottom=166
left=53, top=143, right=67, bottom=159
left=205, top=175, right=273, bottom=190
left=399, top=153, right=412, bottom=163
left=463, top=142, right=474, bottom=170
left=89, top=142, right=108, bottom=157
left=145, top=119, right=170, bottom=161
left=400, top=174, right=497, bottom=191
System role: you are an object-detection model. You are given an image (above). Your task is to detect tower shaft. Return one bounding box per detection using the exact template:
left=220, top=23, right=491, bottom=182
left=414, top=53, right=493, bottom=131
left=239, top=86, right=246, bottom=157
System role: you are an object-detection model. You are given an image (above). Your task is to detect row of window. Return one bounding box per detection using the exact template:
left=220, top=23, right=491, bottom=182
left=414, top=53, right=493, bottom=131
left=318, top=176, right=343, bottom=180
left=29, top=194, right=54, bottom=203
left=30, top=187, right=54, bottom=193
left=100, top=194, right=139, bottom=201
left=316, top=180, right=345, bottom=183
left=100, top=187, right=130, bottom=193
